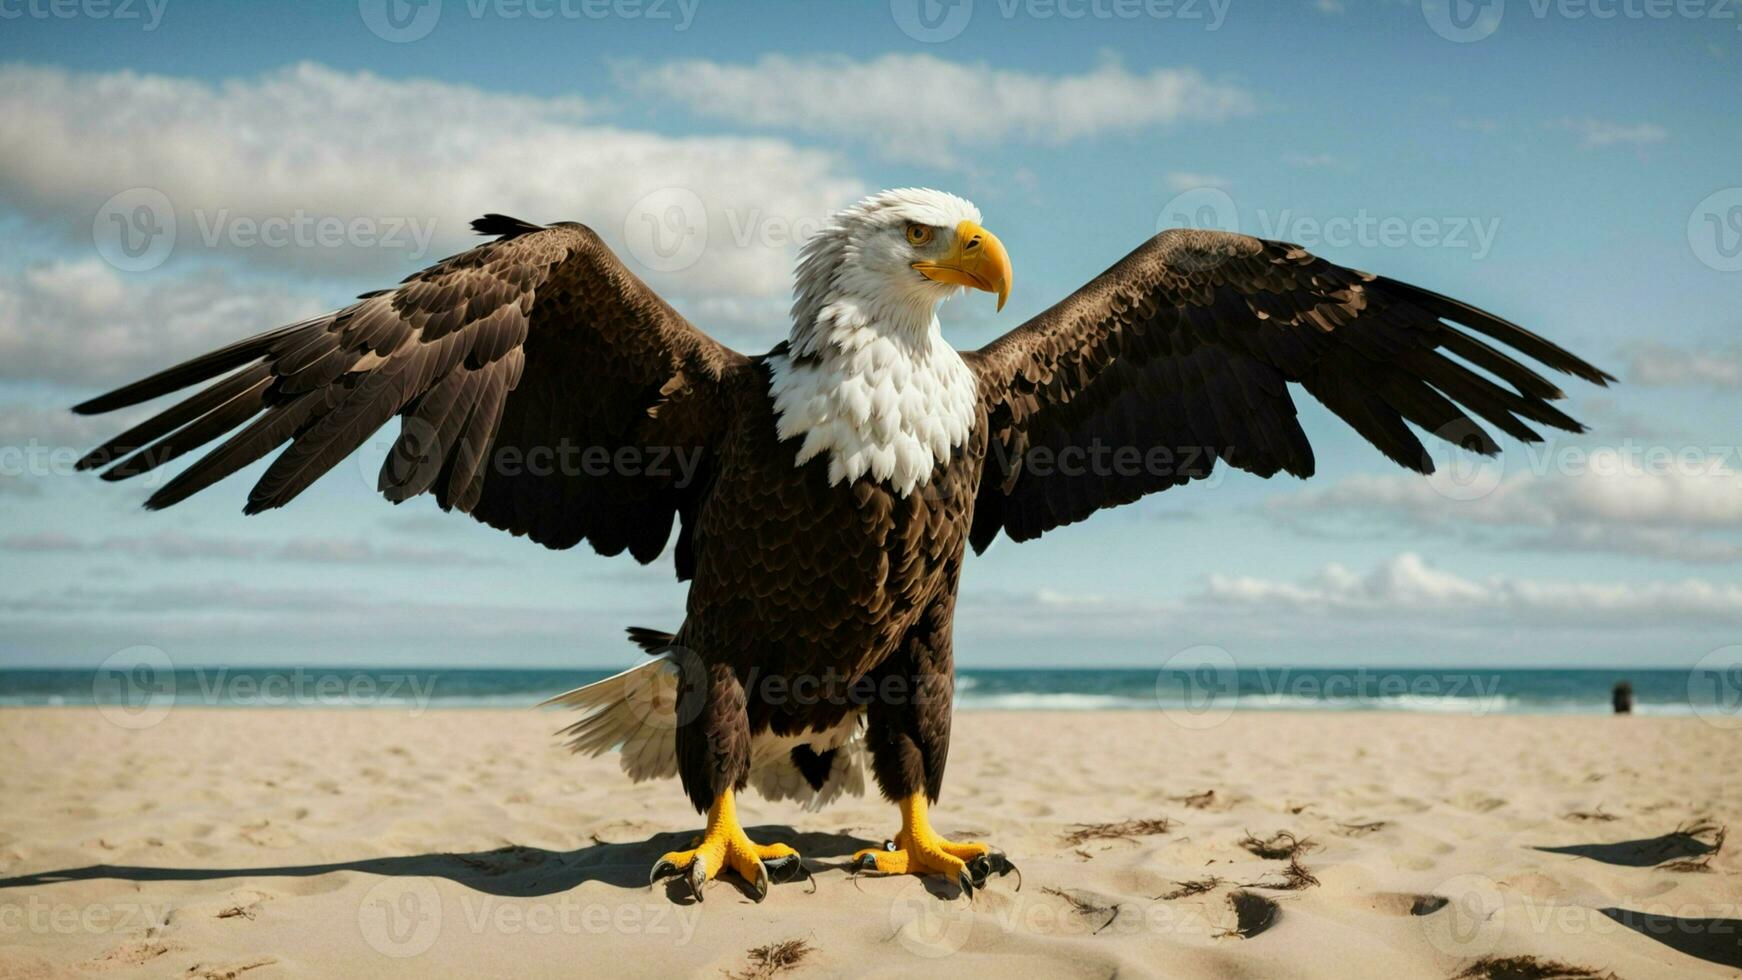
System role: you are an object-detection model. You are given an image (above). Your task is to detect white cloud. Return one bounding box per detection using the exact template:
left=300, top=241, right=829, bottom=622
left=1553, top=117, right=1667, bottom=149
left=1201, top=552, right=1742, bottom=628
left=1165, top=172, right=1231, bottom=192
left=0, top=579, right=615, bottom=647
left=1268, top=451, right=1742, bottom=563
left=0, top=62, right=861, bottom=299
left=1627, top=343, right=1742, bottom=389
left=1206, top=553, right=1486, bottom=610
left=0, top=260, right=322, bottom=386
left=1, top=529, right=494, bottom=566
left=1518, top=525, right=1742, bottom=564
left=614, top=54, right=1257, bottom=165
left=959, top=550, right=1742, bottom=653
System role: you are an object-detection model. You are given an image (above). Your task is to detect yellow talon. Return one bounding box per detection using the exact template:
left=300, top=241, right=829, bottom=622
left=649, top=789, right=801, bottom=902
left=852, top=794, right=1011, bottom=895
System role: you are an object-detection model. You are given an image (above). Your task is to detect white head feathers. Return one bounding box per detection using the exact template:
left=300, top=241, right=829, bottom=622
left=769, top=189, right=983, bottom=496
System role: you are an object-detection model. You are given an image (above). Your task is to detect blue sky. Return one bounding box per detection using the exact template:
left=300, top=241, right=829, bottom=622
left=0, top=0, right=1738, bottom=669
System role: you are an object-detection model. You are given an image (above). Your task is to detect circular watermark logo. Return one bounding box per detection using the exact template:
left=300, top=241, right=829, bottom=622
left=358, top=878, right=442, bottom=957
left=891, top=0, right=973, bottom=42
left=622, top=645, right=708, bottom=733
left=1420, top=873, right=1505, bottom=957
left=359, top=0, right=443, bottom=42
left=1689, top=645, right=1742, bottom=730
left=360, top=417, right=441, bottom=496
left=889, top=886, right=974, bottom=957
left=1422, top=0, right=1504, bottom=42
left=1688, top=188, right=1742, bottom=274
left=1421, top=419, right=1508, bottom=502
left=1157, top=187, right=1239, bottom=236
left=623, top=187, right=708, bottom=274
left=93, top=646, right=175, bottom=730
left=1156, top=645, right=1237, bottom=730
left=93, top=188, right=175, bottom=272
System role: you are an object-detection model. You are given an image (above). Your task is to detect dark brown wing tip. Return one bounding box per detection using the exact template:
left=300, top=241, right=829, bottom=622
left=73, top=387, right=164, bottom=415
left=1556, top=361, right=1618, bottom=388
left=470, top=214, right=545, bottom=239
left=1374, top=276, right=1616, bottom=388
left=625, top=626, right=677, bottom=654
left=74, top=448, right=115, bottom=471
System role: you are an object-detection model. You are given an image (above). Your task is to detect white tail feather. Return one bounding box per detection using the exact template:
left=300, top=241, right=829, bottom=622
left=543, top=654, right=867, bottom=808
left=543, top=656, right=682, bottom=782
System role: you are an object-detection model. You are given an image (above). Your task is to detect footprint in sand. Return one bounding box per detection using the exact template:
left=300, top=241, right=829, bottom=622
left=1391, top=853, right=1439, bottom=872
left=1370, top=891, right=1449, bottom=917
left=1217, top=890, right=1278, bottom=939
left=186, top=956, right=278, bottom=979
left=85, top=940, right=181, bottom=970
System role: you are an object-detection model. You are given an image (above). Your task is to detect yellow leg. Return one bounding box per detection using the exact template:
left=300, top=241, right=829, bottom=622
left=852, top=794, right=1016, bottom=896
left=649, top=789, right=801, bottom=902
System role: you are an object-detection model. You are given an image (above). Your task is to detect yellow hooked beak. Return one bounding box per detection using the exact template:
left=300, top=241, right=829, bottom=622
left=912, top=220, right=1012, bottom=312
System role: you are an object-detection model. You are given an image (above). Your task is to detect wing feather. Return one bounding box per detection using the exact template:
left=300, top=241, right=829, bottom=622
left=76, top=363, right=273, bottom=474
left=102, top=373, right=275, bottom=482
left=967, top=228, right=1613, bottom=548
left=75, top=218, right=748, bottom=575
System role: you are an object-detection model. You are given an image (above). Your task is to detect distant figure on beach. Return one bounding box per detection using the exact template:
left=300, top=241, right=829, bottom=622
left=1612, top=681, right=1633, bottom=715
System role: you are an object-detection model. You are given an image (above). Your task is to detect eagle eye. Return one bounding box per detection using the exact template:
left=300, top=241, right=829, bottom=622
left=904, top=223, right=934, bottom=247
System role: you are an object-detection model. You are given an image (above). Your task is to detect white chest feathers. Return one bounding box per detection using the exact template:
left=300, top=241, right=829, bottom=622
left=768, top=322, right=979, bottom=497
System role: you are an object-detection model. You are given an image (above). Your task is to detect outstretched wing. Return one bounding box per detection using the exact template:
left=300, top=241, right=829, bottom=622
left=965, top=228, right=1614, bottom=551
left=75, top=215, right=747, bottom=577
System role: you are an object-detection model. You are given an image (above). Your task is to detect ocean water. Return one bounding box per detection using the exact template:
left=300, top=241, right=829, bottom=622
left=0, top=666, right=1730, bottom=717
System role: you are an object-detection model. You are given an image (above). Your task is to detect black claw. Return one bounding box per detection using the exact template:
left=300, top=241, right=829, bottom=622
left=967, top=851, right=1020, bottom=891
left=649, top=859, right=681, bottom=887
left=751, top=860, right=770, bottom=903
left=686, top=856, right=708, bottom=903
left=764, top=854, right=804, bottom=882
left=967, top=855, right=991, bottom=889
left=957, top=869, right=976, bottom=900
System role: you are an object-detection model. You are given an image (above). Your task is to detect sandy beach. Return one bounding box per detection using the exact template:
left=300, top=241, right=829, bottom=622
left=1, top=707, right=1737, bottom=978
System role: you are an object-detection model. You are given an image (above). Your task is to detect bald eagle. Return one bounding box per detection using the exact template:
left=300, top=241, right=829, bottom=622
left=74, top=188, right=1611, bottom=901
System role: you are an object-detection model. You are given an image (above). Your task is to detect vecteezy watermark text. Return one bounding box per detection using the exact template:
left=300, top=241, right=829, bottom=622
left=890, top=0, right=1230, bottom=43
left=488, top=442, right=704, bottom=487
left=91, top=647, right=445, bottom=730
left=193, top=210, right=438, bottom=260
left=0, top=0, right=167, bottom=30
left=359, top=0, right=698, bottom=43
left=1158, top=187, right=1501, bottom=260
left=357, top=879, right=701, bottom=958
left=0, top=897, right=174, bottom=936
left=92, top=188, right=442, bottom=272
left=1153, top=650, right=1512, bottom=731
left=1423, top=0, right=1740, bottom=43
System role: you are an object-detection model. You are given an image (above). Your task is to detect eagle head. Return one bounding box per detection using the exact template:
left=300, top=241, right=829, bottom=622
left=792, top=188, right=1013, bottom=347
